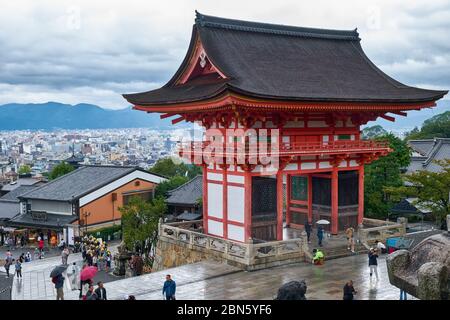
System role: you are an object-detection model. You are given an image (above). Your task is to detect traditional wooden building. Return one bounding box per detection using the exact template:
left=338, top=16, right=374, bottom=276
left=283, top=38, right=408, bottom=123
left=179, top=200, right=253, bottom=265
left=124, top=12, right=447, bottom=242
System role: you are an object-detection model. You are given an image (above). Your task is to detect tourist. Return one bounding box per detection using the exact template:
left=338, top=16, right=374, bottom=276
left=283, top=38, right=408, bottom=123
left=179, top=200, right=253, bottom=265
left=18, top=253, right=25, bottom=263
left=85, top=284, right=98, bottom=300
left=58, top=238, right=66, bottom=250
left=50, top=234, right=57, bottom=248
left=317, top=226, right=324, bottom=247
left=105, top=251, right=112, bottom=272
left=4, top=252, right=13, bottom=278
left=312, top=249, right=324, bottom=265
left=368, top=248, right=379, bottom=280
left=400, top=288, right=408, bottom=300
left=304, top=222, right=312, bottom=243
left=129, top=254, right=136, bottom=276
left=20, top=235, right=26, bottom=248
left=15, top=259, right=22, bottom=279
left=68, top=262, right=80, bottom=290
left=80, top=279, right=92, bottom=300
left=61, top=247, right=70, bottom=265
left=95, top=281, right=107, bottom=300
left=135, top=253, right=144, bottom=276
left=25, top=252, right=32, bottom=262
left=162, top=274, right=176, bottom=300
left=38, top=237, right=44, bottom=255
left=53, top=273, right=65, bottom=300
left=375, top=240, right=387, bottom=254
left=343, top=280, right=357, bottom=300
left=345, top=226, right=355, bottom=252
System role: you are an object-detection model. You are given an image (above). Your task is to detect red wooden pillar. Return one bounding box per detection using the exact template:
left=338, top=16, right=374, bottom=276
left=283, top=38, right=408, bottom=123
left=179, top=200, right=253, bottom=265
left=286, top=174, right=291, bottom=226
left=244, top=170, right=252, bottom=242
left=331, top=167, right=339, bottom=235
left=307, top=173, right=313, bottom=223
left=223, top=166, right=228, bottom=239
left=358, top=165, right=364, bottom=225
left=202, top=166, right=208, bottom=234
left=276, top=170, right=283, bottom=240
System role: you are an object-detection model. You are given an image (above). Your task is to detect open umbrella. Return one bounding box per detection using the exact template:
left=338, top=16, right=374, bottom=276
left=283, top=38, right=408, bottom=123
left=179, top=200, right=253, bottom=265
left=316, top=219, right=330, bottom=225
left=80, top=266, right=98, bottom=281
left=50, top=265, right=67, bottom=278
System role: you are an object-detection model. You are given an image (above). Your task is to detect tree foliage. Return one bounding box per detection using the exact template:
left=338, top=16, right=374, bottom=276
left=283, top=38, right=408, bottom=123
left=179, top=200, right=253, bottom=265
left=385, top=159, right=450, bottom=223
left=48, top=161, right=75, bottom=180
left=406, top=111, right=450, bottom=139
left=18, top=165, right=32, bottom=175
left=119, top=196, right=167, bottom=262
left=364, top=134, right=411, bottom=219
left=149, top=157, right=202, bottom=179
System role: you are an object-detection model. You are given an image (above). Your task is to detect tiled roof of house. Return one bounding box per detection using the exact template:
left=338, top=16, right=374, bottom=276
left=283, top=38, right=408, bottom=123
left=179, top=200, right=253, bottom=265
left=166, top=175, right=203, bottom=206
left=19, top=165, right=163, bottom=202
left=407, top=138, right=450, bottom=173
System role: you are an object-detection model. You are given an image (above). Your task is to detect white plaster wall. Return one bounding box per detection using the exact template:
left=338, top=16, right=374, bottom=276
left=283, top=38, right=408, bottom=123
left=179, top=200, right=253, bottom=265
left=319, top=161, right=331, bottom=169
left=301, top=162, right=316, bottom=170
left=207, top=172, right=223, bottom=181
left=349, top=160, right=358, bottom=167
left=208, top=219, right=223, bottom=237
left=227, top=186, right=245, bottom=223
left=308, top=121, right=327, bottom=128
left=284, top=121, right=305, bottom=128
left=285, top=163, right=298, bottom=171
left=228, top=224, right=245, bottom=242
left=207, top=183, right=223, bottom=218
left=227, top=174, right=244, bottom=184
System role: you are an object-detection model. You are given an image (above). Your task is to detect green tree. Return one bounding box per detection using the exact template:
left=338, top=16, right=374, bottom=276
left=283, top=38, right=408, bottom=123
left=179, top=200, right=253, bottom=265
left=364, top=134, right=411, bottom=219
left=119, top=196, right=167, bottom=265
left=48, top=161, right=74, bottom=180
left=18, top=165, right=32, bottom=175
left=154, top=175, right=189, bottom=198
left=385, top=159, right=450, bottom=224
left=149, top=157, right=202, bottom=179
left=406, top=111, right=450, bottom=139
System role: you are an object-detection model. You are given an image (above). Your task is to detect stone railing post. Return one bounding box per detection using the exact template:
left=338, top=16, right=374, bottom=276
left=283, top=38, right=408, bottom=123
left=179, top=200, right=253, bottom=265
left=158, top=218, right=163, bottom=235
left=245, top=238, right=254, bottom=266
left=397, top=217, right=407, bottom=235
left=447, top=215, right=450, bottom=234
left=301, top=231, right=311, bottom=260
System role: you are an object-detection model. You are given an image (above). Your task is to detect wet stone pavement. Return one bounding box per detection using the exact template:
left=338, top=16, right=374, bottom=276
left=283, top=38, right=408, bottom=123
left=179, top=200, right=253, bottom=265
left=12, top=249, right=416, bottom=300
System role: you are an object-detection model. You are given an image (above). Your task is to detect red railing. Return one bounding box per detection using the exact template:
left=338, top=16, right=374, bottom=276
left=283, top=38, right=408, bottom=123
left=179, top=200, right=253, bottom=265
left=179, top=140, right=390, bottom=157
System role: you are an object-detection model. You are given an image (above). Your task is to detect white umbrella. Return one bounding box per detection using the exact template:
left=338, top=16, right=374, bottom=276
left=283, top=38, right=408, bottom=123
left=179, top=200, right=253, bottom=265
left=316, top=219, right=330, bottom=225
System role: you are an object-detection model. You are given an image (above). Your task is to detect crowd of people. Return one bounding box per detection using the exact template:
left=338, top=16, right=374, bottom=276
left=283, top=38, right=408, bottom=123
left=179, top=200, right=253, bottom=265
left=80, top=235, right=112, bottom=272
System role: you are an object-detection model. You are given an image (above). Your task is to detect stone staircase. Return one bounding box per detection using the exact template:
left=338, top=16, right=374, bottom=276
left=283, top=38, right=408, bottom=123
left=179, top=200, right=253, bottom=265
left=309, top=242, right=367, bottom=261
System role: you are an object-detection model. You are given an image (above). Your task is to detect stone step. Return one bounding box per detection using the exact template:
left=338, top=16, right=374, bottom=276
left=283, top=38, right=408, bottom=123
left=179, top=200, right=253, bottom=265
left=310, top=245, right=367, bottom=261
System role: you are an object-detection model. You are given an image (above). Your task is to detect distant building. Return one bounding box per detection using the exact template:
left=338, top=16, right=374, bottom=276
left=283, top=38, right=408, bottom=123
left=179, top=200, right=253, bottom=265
left=407, top=138, right=450, bottom=173
left=9, top=165, right=166, bottom=245
left=166, top=175, right=202, bottom=221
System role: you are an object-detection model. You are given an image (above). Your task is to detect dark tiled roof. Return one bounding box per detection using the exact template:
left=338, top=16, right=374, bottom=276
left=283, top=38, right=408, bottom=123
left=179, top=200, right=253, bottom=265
left=1, top=178, right=42, bottom=192
left=0, top=185, right=38, bottom=202
left=176, top=211, right=202, bottom=221
left=9, top=213, right=77, bottom=228
left=408, top=139, right=435, bottom=156
left=0, top=201, right=20, bottom=220
left=166, top=175, right=202, bottom=205
left=407, top=138, right=450, bottom=173
left=19, top=165, right=140, bottom=201
left=123, top=12, right=447, bottom=106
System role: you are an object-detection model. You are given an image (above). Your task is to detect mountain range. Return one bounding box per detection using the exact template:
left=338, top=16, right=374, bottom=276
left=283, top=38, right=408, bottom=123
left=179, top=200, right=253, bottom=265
left=0, top=102, right=177, bottom=130
left=0, top=100, right=448, bottom=131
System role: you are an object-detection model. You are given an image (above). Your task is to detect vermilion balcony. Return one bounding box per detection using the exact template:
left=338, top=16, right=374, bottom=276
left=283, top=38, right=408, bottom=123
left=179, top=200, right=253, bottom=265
left=179, top=140, right=391, bottom=160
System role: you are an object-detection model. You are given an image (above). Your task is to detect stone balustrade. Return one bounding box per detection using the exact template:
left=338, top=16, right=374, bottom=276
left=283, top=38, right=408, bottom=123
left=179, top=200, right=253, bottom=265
left=158, top=220, right=308, bottom=271
left=358, top=217, right=407, bottom=248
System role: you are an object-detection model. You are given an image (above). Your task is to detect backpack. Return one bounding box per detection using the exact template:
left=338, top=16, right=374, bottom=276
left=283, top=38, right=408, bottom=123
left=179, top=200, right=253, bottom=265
left=51, top=276, right=58, bottom=284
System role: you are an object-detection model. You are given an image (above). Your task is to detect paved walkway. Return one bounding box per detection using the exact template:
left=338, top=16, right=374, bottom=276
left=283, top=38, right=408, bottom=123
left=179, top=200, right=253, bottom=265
left=12, top=250, right=415, bottom=300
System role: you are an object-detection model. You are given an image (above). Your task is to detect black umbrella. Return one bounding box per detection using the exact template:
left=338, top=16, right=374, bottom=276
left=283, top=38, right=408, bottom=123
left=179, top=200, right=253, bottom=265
left=50, top=265, right=67, bottom=278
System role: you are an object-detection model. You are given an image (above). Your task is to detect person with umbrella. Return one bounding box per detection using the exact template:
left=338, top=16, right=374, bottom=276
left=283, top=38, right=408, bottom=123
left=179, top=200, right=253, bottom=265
left=79, top=265, right=98, bottom=299
left=315, top=220, right=329, bottom=247
left=50, top=265, right=67, bottom=301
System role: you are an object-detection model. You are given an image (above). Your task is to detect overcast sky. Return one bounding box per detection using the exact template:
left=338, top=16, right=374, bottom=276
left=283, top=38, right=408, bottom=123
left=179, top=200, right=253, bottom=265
left=0, top=0, right=449, bottom=109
